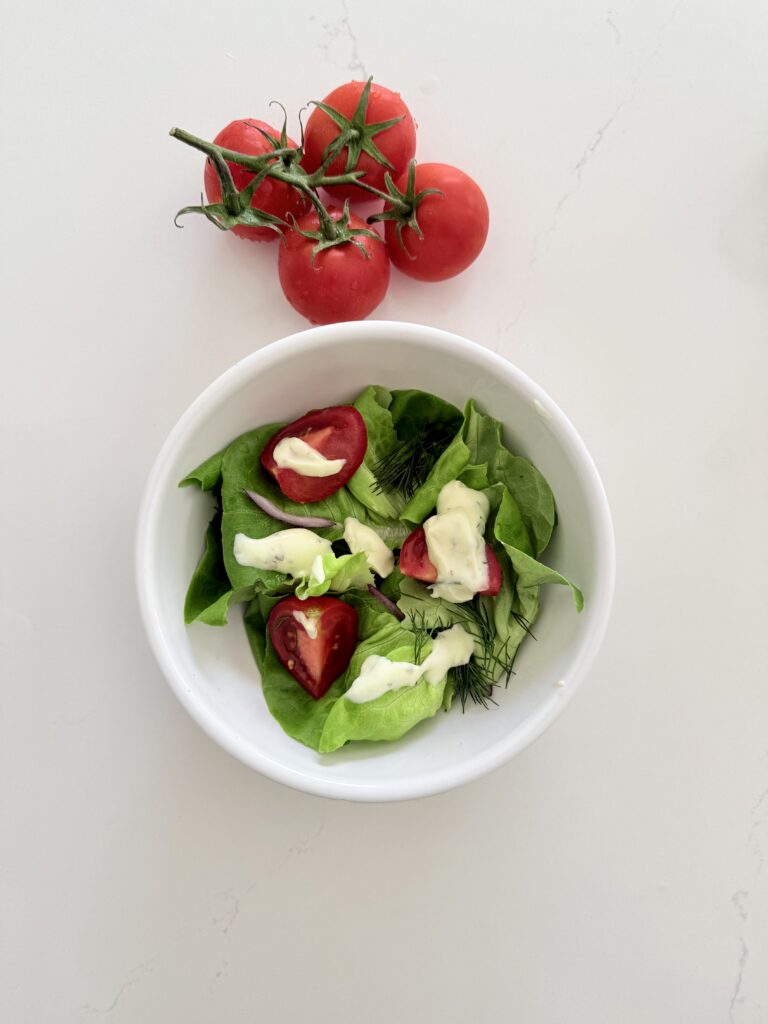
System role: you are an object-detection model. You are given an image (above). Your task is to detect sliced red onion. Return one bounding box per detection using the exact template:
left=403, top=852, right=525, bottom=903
left=368, top=584, right=406, bottom=621
left=244, top=490, right=337, bottom=529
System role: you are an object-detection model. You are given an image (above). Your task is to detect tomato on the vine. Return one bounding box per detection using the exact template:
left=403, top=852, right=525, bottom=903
left=277, top=206, right=390, bottom=325
left=382, top=163, right=489, bottom=281
left=261, top=405, right=367, bottom=502
left=268, top=596, right=358, bottom=699
left=203, top=119, right=305, bottom=241
left=302, top=79, right=416, bottom=203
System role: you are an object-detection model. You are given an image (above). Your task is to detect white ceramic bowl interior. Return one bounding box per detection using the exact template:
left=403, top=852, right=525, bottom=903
left=136, top=322, right=614, bottom=801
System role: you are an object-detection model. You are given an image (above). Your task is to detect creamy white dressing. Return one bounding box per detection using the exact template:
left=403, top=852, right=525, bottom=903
left=343, top=517, right=394, bottom=578
left=424, top=481, right=490, bottom=603
left=344, top=655, right=423, bottom=704
left=436, top=479, right=489, bottom=532
left=343, top=625, right=475, bottom=703
left=292, top=610, right=318, bottom=639
left=420, top=624, right=476, bottom=684
left=233, top=529, right=332, bottom=579
left=272, top=436, right=346, bottom=477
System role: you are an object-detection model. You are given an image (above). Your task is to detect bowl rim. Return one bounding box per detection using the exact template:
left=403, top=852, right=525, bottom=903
left=136, top=320, right=615, bottom=801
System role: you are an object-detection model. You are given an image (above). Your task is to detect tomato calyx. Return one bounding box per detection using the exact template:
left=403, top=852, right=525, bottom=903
left=288, top=197, right=382, bottom=261
left=366, top=160, right=444, bottom=257
left=169, top=125, right=371, bottom=234
left=311, top=76, right=405, bottom=175
left=172, top=128, right=292, bottom=236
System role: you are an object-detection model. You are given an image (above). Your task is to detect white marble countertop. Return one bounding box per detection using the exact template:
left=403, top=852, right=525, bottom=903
left=3, top=0, right=767, bottom=1020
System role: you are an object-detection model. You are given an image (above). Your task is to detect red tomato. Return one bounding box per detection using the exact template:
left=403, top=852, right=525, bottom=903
left=268, top=596, right=358, bottom=699
left=261, top=405, right=367, bottom=502
left=302, top=81, right=416, bottom=203
left=203, top=119, right=305, bottom=241
left=278, top=207, right=390, bottom=325
left=399, top=527, right=502, bottom=597
left=481, top=548, right=502, bottom=597
left=385, top=163, right=489, bottom=281
left=399, top=526, right=437, bottom=583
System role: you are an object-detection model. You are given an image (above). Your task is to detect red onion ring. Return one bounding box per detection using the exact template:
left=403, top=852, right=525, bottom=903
left=244, top=490, right=337, bottom=529
left=368, top=584, right=406, bottom=621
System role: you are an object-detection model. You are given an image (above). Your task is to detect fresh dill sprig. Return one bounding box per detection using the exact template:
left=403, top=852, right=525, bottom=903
left=408, top=609, right=445, bottom=663
left=406, top=599, right=535, bottom=711
left=371, top=423, right=456, bottom=498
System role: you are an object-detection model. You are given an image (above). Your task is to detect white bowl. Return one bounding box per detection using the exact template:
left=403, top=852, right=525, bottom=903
left=136, top=321, right=614, bottom=801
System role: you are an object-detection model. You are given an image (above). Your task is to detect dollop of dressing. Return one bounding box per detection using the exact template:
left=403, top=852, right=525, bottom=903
left=292, top=610, right=318, bottom=639
left=420, top=624, right=476, bottom=684
left=343, top=624, right=475, bottom=703
left=273, top=436, right=346, bottom=477
left=344, top=655, right=423, bottom=704
left=343, top=517, right=394, bottom=578
left=423, top=481, right=490, bottom=603
left=233, top=529, right=332, bottom=579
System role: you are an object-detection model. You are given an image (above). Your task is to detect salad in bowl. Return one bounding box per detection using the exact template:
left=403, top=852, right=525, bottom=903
left=180, top=384, right=582, bottom=754
left=136, top=320, right=614, bottom=800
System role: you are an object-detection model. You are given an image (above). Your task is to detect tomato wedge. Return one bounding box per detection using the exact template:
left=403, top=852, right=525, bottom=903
left=399, top=527, right=502, bottom=597
left=268, top=596, right=358, bottom=699
left=261, top=406, right=367, bottom=502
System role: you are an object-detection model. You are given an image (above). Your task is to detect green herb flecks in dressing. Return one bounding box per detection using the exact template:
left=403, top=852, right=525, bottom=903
left=343, top=517, right=394, bottom=578
left=233, top=529, right=332, bottom=579
left=273, top=437, right=345, bottom=477
left=344, top=624, right=474, bottom=703
left=423, top=481, right=490, bottom=603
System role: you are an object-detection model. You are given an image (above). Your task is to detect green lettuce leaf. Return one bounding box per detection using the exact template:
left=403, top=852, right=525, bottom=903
left=244, top=594, right=433, bottom=753
left=219, top=425, right=399, bottom=592
left=179, top=447, right=227, bottom=491
left=494, top=489, right=583, bottom=610
left=294, top=551, right=374, bottom=599
left=389, top=389, right=463, bottom=439
left=183, top=510, right=253, bottom=625
left=347, top=385, right=404, bottom=520
left=463, top=401, right=556, bottom=556
left=318, top=625, right=445, bottom=753
left=244, top=595, right=347, bottom=750
left=399, top=434, right=471, bottom=523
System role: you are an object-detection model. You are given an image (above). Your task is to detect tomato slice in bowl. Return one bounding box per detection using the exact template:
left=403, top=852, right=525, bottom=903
left=268, top=596, right=358, bottom=699
left=261, top=406, right=367, bottom=502
left=399, top=526, right=437, bottom=583
left=399, top=527, right=502, bottom=597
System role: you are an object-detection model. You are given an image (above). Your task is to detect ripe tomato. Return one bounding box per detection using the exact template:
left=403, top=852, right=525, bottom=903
left=278, top=207, right=390, bottom=325
left=261, top=405, right=367, bottom=502
left=399, top=526, right=437, bottom=583
left=302, top=80, right=416, bottom=203
left=203, top=119, right=305, bottom=241
left=399, top=527, right=502, bottom=597
left=385, top=163, right=489, bottom=281
left=268, top=596, right=358, bottom=699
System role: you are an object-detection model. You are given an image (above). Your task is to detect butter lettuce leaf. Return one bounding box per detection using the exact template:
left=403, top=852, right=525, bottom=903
left=494, top=489, right=583, bottom=610
left=179, top=447, right=227, bottom=492
left=462, top=401, right=556, bottom=556
left=318, top=625, right=445, bottom=753
left=244, top=595, right=346, bottom=750
left=294, top=551, right=374, bottom=599
left=219, top=425, right=399, bottom=592
left=347, top=385, right=404, bottom=520
left=183, top=510, right=254, bottom=625
left=244, top=594, right=433, bottom=753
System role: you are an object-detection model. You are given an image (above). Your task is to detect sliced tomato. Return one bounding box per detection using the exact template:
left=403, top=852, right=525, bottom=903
left=268, top=596, right=358, bottom=699
left=399, top=527, right=502, bottom=597
left=399, top=527, right=437, bottom=583
left=261, top=406, right=367, bottom=502
left=478, top=547, right=502, bottom=597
